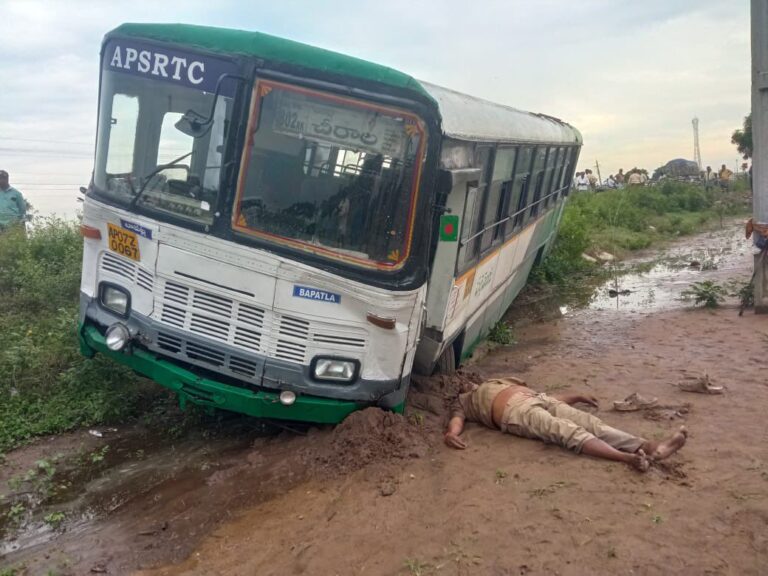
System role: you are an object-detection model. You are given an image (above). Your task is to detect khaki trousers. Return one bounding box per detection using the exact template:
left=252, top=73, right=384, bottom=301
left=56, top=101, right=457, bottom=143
left=501, top=393, right=645, bottom=454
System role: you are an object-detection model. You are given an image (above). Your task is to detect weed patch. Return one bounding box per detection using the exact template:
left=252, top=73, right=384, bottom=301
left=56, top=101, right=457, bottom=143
left=0, top=219, right=166, bottom=451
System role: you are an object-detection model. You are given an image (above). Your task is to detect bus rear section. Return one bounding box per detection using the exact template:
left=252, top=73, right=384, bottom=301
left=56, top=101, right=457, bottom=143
left=78, top=25, right=438, bottom=423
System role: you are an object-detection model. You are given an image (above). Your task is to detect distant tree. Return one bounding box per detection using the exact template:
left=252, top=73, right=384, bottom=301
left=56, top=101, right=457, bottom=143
left=731, top=113, right=753, bottom=159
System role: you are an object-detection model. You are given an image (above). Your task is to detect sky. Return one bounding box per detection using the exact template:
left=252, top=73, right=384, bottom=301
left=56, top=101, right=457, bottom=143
left=0, top=0, right=751, bottom=219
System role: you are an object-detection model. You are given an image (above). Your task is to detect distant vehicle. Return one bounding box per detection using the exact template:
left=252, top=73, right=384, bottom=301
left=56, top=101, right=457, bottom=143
left=78, top=23, right=582, bottom=424
left=653, top=158, right=700, bottom=182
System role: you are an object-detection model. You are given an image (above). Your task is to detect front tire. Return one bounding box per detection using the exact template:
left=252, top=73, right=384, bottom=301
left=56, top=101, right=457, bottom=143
left=434, top=342, right=457, bottom=375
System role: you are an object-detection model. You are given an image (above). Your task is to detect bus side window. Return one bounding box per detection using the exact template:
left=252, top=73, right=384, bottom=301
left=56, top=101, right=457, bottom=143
left=482, top=147, right=516, bottom=251
left=458, top=182, right=479, bottom=271
left=552, top=146, right=566, bottom=202
left=510, top=146, right=533, bottom=231
left=467, top=146, right=493, bottom=260
left=563, top=147, right=579, bottom=196
left=543, top=146, right=560, bottom=207
left=528, top=147, right=548, bottom=220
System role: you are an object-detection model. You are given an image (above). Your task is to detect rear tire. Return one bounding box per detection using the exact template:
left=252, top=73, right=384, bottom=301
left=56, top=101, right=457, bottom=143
left=435, top=342, right=457, bottom=375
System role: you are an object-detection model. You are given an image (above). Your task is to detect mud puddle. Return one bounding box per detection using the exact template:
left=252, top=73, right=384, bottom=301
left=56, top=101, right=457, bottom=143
left=588, top=224, right=752, bottom=313
left=1, top=407, right=436, bottom=574
left=506, top=222, right=752, bottom=328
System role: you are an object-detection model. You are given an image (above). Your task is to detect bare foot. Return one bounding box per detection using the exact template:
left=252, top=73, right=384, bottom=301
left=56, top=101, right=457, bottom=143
left=649, top=426, right=687, bottom=461
left=630, top=449, right=650, bottom=473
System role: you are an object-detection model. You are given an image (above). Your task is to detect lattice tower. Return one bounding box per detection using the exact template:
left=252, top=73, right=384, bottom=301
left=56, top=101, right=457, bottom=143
left=692, top=117, right=702, bottom=170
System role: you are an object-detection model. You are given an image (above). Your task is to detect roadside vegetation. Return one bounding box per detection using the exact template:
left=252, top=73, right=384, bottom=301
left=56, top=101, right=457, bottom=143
left=0, top=220, right=167, bottom=452
left=531, top=179, right=751, bottom=285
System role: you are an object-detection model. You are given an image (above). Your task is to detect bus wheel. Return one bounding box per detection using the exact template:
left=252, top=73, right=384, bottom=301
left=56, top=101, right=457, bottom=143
left=435, top=343, right=457, bottom=375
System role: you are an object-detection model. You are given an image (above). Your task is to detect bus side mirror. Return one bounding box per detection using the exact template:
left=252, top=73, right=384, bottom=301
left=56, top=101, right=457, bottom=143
left=175, top=109, right=209, bottom=138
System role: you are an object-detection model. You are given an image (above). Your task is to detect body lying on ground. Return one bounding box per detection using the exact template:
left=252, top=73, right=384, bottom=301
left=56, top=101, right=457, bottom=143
left=444, top=377, right=687, bottom=472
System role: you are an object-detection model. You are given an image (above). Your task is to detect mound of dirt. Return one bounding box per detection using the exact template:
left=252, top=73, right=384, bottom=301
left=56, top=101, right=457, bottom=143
left=305, top=370, right=485, bottom=476
left=312, top=408, right=434, bottom=475
left=408, top=369, right=484, bottom=418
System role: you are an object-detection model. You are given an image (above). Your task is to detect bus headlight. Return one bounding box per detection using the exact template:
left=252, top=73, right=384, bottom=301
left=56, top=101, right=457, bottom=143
left=105, top=323, right=131, bottom=352
left=99, top=283, right=130, bottom=317
left=312, top=357, right=359, bottom=383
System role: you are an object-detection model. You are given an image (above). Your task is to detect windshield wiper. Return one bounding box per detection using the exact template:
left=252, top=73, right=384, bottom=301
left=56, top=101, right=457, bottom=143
left=130, top=151, right=194, bottom=209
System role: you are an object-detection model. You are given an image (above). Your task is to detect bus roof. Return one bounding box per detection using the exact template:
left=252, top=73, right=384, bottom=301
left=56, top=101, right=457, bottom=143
left=108, top=23, right=435, bottom=103
left=108, top=23, right=581, bottom=147
left=420, top=81, right=582, bottom=146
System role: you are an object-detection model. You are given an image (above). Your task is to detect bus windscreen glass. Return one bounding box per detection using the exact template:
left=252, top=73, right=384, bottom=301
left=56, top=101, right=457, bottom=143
left=93, top=41, right=237, bottom=225
left=233, top=81, right=425, bottom=269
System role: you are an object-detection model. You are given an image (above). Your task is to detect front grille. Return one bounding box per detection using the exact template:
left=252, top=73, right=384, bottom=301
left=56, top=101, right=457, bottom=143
left=154, top=277, right=368, bottom=368
left=100, top=252, right=154, bottom=292
left=157, top=331, right=259, bottom=378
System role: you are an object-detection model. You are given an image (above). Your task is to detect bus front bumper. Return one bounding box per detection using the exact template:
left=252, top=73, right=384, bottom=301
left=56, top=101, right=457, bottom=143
left=78, top=323, right=370, bottom=424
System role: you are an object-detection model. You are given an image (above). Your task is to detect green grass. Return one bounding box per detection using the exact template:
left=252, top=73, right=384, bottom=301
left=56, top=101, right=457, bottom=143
left=0, top=220, right=166, bottom=452
left=532, top=180, right=750, bottom=285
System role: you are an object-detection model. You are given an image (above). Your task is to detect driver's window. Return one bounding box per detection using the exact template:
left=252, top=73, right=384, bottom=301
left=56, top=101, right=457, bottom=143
left=106, top=94, right=138, bottom=174
left=157, top=112, right=194, bottom=180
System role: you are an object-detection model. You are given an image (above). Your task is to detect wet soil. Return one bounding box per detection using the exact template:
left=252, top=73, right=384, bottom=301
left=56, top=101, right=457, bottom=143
left=3, top=222, right=767, bottom=576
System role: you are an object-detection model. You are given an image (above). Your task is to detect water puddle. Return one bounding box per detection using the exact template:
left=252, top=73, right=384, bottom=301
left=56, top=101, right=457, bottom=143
left=588, top=225, right=752, bottom=313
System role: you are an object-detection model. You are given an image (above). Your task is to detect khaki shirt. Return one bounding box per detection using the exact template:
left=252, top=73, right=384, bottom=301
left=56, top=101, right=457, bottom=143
left=452, top=377, right=528, bottom=428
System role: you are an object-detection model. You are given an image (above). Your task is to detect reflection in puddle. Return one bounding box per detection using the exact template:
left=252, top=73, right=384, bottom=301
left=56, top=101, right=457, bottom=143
left=589, top=226, right=751, bottom=313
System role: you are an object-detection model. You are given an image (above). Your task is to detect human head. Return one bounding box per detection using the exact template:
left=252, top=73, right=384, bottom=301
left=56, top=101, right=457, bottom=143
left=706, top=166, right=711, bottom=171
left=721, top=164, right=727, bottom=170
left=0, top=170, right=8, bottom=190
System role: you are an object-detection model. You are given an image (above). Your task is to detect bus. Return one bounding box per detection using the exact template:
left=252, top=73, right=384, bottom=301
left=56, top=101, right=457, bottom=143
left=78, top=23, right=582, bottom=424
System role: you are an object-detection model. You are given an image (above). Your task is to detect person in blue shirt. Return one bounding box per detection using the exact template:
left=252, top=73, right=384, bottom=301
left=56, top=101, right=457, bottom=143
left=0, top=170, right=27, bottom=230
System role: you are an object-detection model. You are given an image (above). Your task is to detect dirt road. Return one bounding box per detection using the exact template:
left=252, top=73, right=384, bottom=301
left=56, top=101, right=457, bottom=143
left=3, top=224, right=767, bottom=575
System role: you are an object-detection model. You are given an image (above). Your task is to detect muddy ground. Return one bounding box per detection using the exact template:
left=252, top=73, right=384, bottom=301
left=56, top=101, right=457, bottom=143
left=2, top=223, right=767, bottom=576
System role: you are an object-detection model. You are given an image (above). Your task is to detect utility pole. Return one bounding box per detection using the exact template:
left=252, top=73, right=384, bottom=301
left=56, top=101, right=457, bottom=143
left=752, top=0, right=768, bottom=312
left=594, top=160, right=602, bottom=184
left=692, top=118, right=702, bottom=170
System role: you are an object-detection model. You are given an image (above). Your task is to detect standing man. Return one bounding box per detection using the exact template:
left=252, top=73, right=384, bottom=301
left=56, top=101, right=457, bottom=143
left=704, top=166, right=715, bottom=191
left=0, top=170, right=27, bottom=231
left=615, top=168, right=625, bottom=188
left=586, top=169, right=598, bottom=190
left=718, top=164, right=733, bottom=192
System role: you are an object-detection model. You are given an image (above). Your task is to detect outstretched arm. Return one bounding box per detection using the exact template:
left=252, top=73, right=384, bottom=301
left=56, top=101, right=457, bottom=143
left=444, top=415, right=467, bottom=449
left=552, top=392, right=599, bottom=408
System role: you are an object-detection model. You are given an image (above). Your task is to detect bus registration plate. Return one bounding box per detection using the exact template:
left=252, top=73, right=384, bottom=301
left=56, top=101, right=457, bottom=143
left=107, top=223, right=141, bottom=262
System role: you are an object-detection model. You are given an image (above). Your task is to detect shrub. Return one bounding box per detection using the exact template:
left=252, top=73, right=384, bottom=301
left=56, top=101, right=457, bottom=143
left=680, top=281, right=727, bottom=308
left=0, top=219, right=162, bottom=451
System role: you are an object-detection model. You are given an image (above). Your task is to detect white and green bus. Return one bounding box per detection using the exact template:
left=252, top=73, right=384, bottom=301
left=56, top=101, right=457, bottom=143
left=79, top=23, right=581, bottom=423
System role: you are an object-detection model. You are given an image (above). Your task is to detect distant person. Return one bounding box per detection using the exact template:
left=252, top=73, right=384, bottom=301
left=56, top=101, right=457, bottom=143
left=615, top=168, right=625, bottom=188
left=604, top=175, right=616, bottom=189
left=0, top=170, right=27, bottom=231
left=586, top=169, right=598, bottom=190
left=704, top=166, right=715, bottom=191
left=575, top=172, right=589, bottom=191
left=718, top=164, right=733, bottom=192
left=627, top=171, right=642, bottom=186
left=444, top=376, right=687, bottom=473
left=639, top=171, right=648, bottom=185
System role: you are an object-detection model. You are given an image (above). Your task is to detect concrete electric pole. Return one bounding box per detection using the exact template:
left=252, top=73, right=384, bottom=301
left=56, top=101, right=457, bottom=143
left=752, top=0, right=768, bottom=312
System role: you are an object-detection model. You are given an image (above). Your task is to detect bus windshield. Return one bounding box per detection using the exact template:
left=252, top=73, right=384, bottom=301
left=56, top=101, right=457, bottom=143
left=233, top=81, right=426, bottom=270
left=93, top=42, right=236, bottom=226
